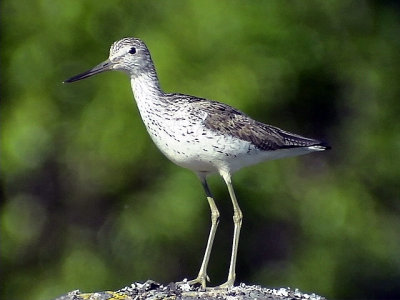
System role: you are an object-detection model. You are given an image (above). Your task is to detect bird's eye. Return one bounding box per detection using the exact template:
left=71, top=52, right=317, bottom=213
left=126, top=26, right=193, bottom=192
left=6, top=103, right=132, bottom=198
left=129, top=47, right=136, bottom=54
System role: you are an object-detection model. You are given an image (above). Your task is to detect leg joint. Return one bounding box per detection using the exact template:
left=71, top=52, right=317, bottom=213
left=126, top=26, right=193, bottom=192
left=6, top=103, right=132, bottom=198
left=233, top=208, right=243, bottom=223
left=211, top=210, right=220, bottom=223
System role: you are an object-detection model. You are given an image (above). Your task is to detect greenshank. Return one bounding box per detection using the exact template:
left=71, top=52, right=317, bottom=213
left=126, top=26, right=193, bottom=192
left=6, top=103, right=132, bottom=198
left=65, top=37, right=330, bottom=289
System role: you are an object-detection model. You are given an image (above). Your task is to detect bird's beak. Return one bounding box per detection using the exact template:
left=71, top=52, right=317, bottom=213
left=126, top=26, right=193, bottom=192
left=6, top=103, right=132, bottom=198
left=64, top=59, right=113, bottom=83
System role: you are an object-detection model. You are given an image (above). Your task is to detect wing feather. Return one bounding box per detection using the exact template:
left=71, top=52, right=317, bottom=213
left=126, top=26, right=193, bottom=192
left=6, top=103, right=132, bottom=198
left=193, top=99, right=323, bottom=151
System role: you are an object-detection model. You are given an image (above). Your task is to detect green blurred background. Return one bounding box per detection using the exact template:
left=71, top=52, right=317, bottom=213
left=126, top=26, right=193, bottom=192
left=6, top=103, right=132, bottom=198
left=2, top=1, right=400, bottom=299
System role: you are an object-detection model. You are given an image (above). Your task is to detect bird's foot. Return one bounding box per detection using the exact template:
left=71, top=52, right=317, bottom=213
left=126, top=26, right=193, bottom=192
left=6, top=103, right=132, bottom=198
left=177, top=275, right=235, bottom=290
left=213, top=277, right=235, bottom=289
left=177, top=274, right=209, bottom=289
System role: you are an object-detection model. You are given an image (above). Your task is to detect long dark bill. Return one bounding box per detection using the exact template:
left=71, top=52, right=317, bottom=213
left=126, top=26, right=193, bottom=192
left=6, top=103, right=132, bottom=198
left=64, top=59, right=112, bottom=83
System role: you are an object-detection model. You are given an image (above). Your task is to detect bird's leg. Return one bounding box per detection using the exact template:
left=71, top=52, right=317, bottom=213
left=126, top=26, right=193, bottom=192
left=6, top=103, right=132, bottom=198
left=186, top=175, right=220, bottom=289
left=218, top=172, right=242, bottom=289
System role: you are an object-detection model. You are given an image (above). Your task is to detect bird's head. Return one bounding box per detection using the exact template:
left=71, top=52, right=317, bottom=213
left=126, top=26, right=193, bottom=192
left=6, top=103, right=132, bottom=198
left=64, top=37, right=153, bottom=83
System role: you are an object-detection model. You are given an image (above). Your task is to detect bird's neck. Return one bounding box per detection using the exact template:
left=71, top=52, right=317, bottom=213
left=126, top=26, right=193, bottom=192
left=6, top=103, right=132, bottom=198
left=130, top=69, right=164, bottom=104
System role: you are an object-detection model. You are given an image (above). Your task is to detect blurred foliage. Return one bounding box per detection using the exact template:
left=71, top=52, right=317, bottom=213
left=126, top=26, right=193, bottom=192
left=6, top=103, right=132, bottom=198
left=1, top=1, right=400, bottom=299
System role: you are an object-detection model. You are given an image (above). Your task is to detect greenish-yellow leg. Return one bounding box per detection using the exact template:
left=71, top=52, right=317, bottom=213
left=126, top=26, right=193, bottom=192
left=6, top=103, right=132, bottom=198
left=218, top=172, right=242, bottom=288
left=187, top=175, right=220, bottom=288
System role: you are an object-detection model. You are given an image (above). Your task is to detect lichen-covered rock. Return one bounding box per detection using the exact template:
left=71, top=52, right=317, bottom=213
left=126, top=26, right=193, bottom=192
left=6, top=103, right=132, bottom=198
left=54, top=280, right=327, bottom=300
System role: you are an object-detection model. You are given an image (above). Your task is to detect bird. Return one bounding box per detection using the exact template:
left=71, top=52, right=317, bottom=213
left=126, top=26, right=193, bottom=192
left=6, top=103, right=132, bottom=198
left=64, top=37, right=330, bottom=289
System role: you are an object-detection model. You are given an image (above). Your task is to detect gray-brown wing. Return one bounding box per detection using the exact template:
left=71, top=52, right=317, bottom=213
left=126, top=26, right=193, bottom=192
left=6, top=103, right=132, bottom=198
left=193, top=99, right=323, bottom=151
